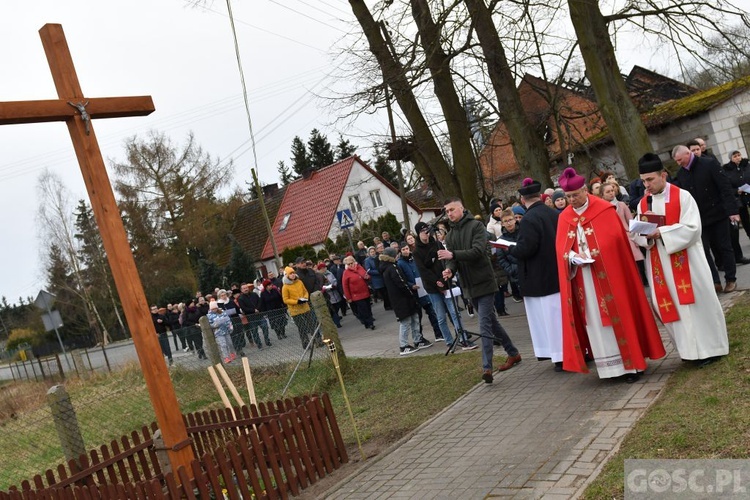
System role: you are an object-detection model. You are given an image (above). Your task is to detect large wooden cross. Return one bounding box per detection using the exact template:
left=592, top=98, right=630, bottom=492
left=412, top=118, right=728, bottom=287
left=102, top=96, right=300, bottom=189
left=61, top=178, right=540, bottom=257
left=0, top=24, right=194, bottom=473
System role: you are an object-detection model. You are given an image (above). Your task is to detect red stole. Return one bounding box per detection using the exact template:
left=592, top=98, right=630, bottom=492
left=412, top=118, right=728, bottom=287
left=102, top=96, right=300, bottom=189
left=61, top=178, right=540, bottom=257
left=639, top=184, right=695, bottom=323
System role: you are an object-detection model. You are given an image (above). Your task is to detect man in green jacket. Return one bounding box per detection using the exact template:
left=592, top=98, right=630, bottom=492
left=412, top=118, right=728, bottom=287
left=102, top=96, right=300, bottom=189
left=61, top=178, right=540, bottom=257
left=438, top=198, right=521, bottom=383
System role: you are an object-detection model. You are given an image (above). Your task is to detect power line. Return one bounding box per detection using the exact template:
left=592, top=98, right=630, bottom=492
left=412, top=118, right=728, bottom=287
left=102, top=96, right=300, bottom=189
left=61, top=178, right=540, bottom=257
left=265, top=0, right=350, bottom=34
left=193, top=2, right=332, bottom=53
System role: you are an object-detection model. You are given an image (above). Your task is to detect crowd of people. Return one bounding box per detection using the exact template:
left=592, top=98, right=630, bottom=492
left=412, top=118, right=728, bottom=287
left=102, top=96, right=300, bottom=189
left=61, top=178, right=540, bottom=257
left=478, top=138, right=740, bottom=384
left=150, top=138, right=744, bottom=385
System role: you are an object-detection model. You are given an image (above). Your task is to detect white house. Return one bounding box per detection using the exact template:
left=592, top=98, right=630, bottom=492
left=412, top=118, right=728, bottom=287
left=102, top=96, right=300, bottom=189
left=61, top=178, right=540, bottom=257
left=232, top=156, right=423, bottom=276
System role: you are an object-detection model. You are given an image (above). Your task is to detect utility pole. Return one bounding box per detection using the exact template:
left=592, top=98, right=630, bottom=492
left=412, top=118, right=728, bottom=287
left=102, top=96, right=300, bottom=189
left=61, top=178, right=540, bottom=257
left=380, top=21, right=411, bottom=233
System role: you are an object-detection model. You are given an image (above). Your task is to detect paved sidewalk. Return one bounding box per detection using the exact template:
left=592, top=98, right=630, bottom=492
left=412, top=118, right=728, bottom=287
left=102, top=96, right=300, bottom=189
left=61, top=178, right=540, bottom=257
left=324, top=287, right=743, bottom=499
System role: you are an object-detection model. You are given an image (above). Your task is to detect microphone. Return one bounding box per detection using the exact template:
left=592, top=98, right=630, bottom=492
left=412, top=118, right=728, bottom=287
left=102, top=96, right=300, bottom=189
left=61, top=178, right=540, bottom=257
left=646, top=195, right=653, bottom=212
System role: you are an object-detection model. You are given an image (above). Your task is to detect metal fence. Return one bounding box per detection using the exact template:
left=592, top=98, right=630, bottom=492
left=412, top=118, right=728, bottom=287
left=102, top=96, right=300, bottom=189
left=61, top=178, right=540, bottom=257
left=0, top=305, right=337, bottom=490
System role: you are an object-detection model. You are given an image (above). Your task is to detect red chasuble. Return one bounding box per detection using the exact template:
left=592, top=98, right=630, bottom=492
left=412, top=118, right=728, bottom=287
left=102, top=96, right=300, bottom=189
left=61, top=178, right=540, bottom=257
left=555, top=195, right=666, bottom=373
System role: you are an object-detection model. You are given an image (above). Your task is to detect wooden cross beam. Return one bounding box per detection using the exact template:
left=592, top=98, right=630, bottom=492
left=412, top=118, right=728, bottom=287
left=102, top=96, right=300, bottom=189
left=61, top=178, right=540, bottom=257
left=0, top=24, right=194, bottom=474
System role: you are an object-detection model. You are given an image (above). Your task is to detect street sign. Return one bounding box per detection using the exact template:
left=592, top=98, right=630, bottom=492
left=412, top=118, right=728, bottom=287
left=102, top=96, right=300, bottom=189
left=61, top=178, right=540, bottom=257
left=336, top=209, right=355, bottom=229
left=41, top=310, right=64, bottom=332
left=34, top=290, right=56, bottom=310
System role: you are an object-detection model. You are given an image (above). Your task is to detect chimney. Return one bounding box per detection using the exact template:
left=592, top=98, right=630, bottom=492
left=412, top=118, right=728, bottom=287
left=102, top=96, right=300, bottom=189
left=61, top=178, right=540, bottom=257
left=262, top=183, right=279, bottom=199
left=301, top=168, right=314, bottom=180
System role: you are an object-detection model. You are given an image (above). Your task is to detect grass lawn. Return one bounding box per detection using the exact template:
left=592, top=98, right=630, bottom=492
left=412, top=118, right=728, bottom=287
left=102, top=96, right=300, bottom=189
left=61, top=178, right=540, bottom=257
left=582, top=295, right=750, bottom=498
left=0, top=349, right=482, bottom=490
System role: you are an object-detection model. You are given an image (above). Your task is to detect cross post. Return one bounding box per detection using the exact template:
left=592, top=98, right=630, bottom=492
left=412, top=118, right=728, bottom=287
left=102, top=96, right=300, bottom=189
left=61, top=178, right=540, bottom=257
left=0, top=24, right=194, bottom=474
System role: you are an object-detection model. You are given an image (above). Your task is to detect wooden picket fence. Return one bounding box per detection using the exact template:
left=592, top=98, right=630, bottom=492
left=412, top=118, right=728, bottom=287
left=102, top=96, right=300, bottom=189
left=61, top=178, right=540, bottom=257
left=0, top=393, right=347, bottom=499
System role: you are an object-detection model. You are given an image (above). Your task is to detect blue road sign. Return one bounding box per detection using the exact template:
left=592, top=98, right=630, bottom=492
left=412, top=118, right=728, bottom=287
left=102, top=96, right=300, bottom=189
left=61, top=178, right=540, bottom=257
left=337, top=209, right=355, bottom=229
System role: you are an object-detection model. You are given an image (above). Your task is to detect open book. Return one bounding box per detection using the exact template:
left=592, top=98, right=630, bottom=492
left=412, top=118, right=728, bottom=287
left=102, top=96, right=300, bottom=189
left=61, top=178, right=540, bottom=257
left=629, top=219, right=659, bottom=236
left=490, top=237, right=517, bottom=249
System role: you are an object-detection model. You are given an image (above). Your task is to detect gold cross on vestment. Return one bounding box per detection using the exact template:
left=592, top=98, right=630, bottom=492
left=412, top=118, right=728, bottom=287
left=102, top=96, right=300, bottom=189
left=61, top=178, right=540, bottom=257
left=568, top=230, right=575, bottom=239
left=591, top=248, right=600, bottom=257
left=584, top=227, right=594, bottom=236
left=678, top=280, right=692, bottom=294
left=660, top=298, right=674, bottom=312
left=0, top=24, right=193, bottom=473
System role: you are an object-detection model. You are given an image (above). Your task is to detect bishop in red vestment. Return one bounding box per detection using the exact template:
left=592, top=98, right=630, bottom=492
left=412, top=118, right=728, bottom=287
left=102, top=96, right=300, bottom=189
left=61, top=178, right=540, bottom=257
left=555, top=168, right=666, bottom=381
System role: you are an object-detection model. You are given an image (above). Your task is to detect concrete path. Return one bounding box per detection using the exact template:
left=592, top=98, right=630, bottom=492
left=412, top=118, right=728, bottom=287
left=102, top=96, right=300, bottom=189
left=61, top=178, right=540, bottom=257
left=325, top=273, right=745, bottom=498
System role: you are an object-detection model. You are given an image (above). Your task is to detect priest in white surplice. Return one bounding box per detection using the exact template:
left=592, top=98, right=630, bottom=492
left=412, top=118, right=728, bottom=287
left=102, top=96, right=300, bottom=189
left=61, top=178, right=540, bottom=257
left=634, top=153, right=729, bottom=367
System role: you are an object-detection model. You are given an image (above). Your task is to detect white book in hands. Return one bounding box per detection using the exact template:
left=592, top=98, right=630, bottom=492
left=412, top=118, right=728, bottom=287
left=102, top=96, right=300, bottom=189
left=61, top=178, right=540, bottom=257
left=628, top=219, right=659, bottom=236
left=570, top=251, right=595, bottom=266
left=490, top=237, right=517, bottom=248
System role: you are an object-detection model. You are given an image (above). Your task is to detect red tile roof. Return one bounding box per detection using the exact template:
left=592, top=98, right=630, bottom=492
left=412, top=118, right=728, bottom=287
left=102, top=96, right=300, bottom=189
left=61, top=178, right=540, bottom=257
left=260, top=157, right=356, bottom=259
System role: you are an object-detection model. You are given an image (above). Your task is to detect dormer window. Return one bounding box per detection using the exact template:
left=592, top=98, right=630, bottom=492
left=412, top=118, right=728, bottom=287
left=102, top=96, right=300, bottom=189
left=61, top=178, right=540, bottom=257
left=279, top=212, right=291, bottom=231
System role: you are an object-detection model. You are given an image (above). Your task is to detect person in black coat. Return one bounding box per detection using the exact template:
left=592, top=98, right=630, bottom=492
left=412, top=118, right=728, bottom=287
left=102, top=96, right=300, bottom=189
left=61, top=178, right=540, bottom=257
left=413, top=222, right=468, bottom=348
left=165, top=304, right=183, bottom=351
left=506, top=179, right=564, bottom=370
left=673, top=145, right=740, bottom=292
left=259, top=279, right=288, bottom=340
left=328, top=255, right=348, bottom=317
left=151, top=305, right=173, bottom=365
left=723, top=150, right=750, bottom=264
left=238, top=284, right=272, bottom=348
left=379, top=247, right=431, bottom=355
left=181, top=299, right=206, bottom=359
left=495, top=209, right=522, bottom=302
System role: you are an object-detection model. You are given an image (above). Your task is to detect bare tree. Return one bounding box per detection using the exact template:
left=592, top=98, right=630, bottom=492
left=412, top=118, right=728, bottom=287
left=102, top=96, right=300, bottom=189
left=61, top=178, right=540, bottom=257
left=348, top=0, right=464, bottom=206
left=37, top=170, right=112, bottom=345
left=464, top=0, right=554, bottom=187
left=569, top=0, right=750, bottom=178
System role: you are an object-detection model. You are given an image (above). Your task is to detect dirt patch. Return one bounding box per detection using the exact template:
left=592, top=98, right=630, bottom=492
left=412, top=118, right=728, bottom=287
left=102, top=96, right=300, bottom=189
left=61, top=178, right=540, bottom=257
left=294, top=438, right=390, bottom=499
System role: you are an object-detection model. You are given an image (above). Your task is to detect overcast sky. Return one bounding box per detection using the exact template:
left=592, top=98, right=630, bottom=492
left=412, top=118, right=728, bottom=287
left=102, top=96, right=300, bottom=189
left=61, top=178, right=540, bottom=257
left=0, top=0, right=680, bottom=305
left=0, top=0, right=383, bottom=304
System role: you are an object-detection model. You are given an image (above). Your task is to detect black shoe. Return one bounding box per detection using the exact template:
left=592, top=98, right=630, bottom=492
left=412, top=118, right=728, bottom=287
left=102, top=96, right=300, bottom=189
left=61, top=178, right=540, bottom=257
left=623, top=373, right=640, bottom=383
left=696, top=356, right=723, bottom=368
left=537, top=357, right=551, bottom=361
left=265, top=341, right=272, bottom=347
left=498, top=310, right=509, bottom=316
left=737, top=257, right=750, bottom=265
left=554, top=362, right=563, bottom=372
left=482, top=369, right=493, bottom=384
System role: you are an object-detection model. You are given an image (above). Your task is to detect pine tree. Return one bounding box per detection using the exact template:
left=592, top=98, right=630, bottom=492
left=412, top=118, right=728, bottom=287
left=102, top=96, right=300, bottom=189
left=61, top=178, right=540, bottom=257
left=371, top=145, right=399, bottom=187
left=198, top=259, right=224, bottom=293
left=277, top=160, right=294, bottom=185
left=290, top=136, right=310, bottom=176
left=224, top=241, right=255, bottom=285
left=334, top=134, right=357, bottom=160
left=307, top=129, right=335, bottom=170
left=73, top=200, right=128, bottom=339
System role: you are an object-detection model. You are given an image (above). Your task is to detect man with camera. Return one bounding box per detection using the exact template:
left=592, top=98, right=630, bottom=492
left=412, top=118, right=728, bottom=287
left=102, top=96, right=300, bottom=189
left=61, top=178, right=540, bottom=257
left=438, top=198, right=521, bottom=384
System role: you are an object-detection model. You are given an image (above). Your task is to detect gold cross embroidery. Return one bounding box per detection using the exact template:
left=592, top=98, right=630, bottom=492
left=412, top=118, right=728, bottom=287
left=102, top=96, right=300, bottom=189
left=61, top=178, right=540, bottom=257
left=597, top=271, right=607, bottom=279
left=604, top=294, right=614, bottom=302
left=591, top=248, right=600, bottom=257
left=612, top=316, right=621, bottom=325
left=678, top=280, right=691, bottom=293
left=660, top=298, right=673, bottom=312
left=567, top=231, right=575, bottom=239
left=584, top=227, right=594, bottom=236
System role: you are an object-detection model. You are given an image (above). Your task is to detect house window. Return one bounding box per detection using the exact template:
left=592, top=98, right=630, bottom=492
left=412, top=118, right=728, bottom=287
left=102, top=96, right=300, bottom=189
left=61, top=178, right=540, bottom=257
left=369, top=189, right=383, bottom=208
left=740, top=121, right=750, bottom=154
left=349, top=195, right=362, bottom=213
left=279, top=212, right=291, bottom=231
